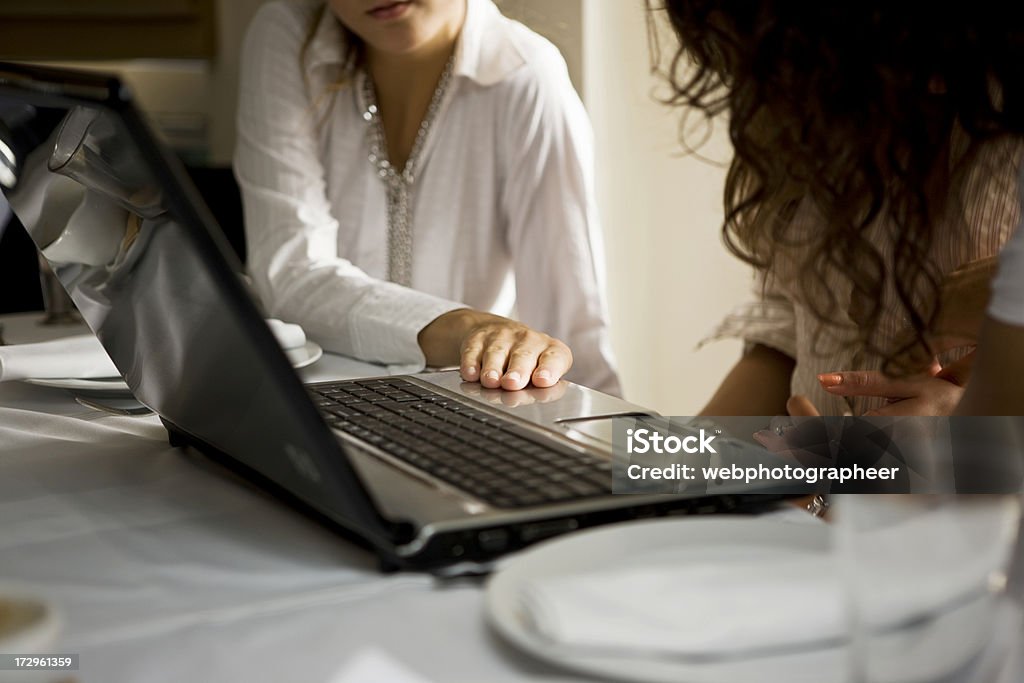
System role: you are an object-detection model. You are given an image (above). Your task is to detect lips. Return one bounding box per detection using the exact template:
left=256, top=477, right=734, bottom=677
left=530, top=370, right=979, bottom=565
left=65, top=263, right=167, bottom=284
left=367, top=0, right=412, bottom=20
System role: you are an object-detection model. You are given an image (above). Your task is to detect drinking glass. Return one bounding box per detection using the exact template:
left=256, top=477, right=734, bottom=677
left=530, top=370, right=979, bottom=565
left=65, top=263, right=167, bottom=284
left=833, top=417, right=1024, bottom=683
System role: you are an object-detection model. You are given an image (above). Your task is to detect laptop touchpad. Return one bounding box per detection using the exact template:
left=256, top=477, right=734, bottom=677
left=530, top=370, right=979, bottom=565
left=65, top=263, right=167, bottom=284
left=556, top=414, right=652, bottom=447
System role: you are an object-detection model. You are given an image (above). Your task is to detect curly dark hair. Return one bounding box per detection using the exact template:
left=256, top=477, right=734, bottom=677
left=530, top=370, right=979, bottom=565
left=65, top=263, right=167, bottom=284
left=651, top=1, right=1024, bottom=372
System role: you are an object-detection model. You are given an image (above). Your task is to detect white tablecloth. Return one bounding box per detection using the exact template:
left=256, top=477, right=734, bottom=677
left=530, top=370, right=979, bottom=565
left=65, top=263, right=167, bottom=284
left=0, top=313, right=572, bottom=682
left=0, top=376, right=586, bottom=683
left=0, top=314, right=1020, bottom=683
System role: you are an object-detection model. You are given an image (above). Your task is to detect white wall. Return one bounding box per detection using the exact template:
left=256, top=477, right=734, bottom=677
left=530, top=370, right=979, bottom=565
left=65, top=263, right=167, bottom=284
left=583, top=0, right=750, bottom=414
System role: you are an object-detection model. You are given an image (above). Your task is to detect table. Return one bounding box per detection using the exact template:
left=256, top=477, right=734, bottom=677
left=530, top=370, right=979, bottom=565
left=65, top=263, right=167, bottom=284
left=1, top=313, right=574, bottom=682
left=0, top=312, right=1021, bottom=683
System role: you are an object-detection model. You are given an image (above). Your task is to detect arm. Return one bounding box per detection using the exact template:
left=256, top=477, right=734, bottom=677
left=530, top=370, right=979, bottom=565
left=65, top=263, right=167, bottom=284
left=234, top=4, right=460, bottom=367
left=698, top=267, right=799, bottom=415
left=962, top=204, right=1024, bottom=414
left=956, top=215, right=1024, bottom=414
left=499, top=43, right=621, bottom=395
left=699, top=344, right=795, bottom=416
left=957, top=317, right=1024, bottom=414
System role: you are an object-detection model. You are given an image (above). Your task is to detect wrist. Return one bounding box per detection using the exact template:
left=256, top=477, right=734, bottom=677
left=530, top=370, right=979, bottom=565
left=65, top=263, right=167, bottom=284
left=418, top=308, right=484, bottom=366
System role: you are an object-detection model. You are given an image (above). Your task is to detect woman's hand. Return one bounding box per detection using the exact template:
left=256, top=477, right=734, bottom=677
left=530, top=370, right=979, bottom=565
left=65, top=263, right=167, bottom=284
left=752, top=396, right=826, bottom=458
left=816, top=352, right=974, bottom=416
left=417, top=309, right=572, bottom=391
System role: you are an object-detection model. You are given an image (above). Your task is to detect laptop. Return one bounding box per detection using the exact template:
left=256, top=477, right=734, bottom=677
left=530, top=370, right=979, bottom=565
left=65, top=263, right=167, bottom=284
left=0, top=62, right=780, bottom=572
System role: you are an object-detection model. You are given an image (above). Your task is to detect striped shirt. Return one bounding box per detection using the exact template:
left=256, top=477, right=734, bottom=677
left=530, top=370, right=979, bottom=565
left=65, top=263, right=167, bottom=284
left=705, top=140, right=1023, bottom=415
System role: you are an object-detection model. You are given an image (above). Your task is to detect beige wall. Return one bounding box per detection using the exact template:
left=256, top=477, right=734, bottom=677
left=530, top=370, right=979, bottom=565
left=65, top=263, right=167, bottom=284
left=495, top=0, right=753, bottom=413
left=583, top=0, right=750, bottom=414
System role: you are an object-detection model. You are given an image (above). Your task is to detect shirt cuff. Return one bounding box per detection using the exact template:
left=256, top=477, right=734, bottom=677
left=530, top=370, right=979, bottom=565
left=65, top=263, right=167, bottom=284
left=347, top=282, right=466, bottom=370
left=698, top=299, right=799, bottom=360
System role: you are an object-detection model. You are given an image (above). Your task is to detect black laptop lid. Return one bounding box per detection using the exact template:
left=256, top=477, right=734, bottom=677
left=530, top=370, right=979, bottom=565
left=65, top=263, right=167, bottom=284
left=0, top=62, right=393, bottom=547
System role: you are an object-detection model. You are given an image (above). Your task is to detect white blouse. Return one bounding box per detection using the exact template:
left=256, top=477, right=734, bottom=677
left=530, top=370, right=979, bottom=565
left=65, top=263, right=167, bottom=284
left=988, top=167, right=1024, bottom=326
left=234, top=0, right=621, bottom=394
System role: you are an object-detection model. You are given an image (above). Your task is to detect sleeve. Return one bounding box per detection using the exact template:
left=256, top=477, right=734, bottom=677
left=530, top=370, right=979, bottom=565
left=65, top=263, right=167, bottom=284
left=699, top=269, right=799, bottom=360
left=499, top=43, right=622, bottom=395
left=987, top=166, right=1024, bottom=326
left=233, top=2, right=463, bottom=371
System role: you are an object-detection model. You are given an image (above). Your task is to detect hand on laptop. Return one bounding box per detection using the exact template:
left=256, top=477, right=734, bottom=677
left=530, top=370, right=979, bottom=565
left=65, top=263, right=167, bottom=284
left=418, top=309, right=572, bottom=391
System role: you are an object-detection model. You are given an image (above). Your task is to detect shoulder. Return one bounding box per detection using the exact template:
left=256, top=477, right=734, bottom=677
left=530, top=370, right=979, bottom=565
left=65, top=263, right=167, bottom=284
left=240, top=0, right=328, bottom=97
left=497, top=19, right=575, bottom=101
left=243, top=0, right=321, bottom=57
left=475, top=18, right=584, bottom=134
left=503, top=18, right=571, bottom=77
left=456, top=0, right=579, bottom=107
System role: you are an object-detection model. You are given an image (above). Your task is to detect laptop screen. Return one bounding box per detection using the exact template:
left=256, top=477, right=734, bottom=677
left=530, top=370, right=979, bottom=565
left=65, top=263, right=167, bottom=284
left=0, top=63, right=390, bottom=543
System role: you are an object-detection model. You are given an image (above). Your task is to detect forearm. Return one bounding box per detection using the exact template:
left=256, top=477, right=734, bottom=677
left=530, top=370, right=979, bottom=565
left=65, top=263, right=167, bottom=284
left=252, top=248, right=462, bottom=366
left=699, top=344, right=795, bottom=416
left=956, top=317, right=1024, bottom=415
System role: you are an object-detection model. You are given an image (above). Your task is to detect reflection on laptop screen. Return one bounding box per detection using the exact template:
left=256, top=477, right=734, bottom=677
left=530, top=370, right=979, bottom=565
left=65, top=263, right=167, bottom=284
left=0, top=68, right=385, bottom=539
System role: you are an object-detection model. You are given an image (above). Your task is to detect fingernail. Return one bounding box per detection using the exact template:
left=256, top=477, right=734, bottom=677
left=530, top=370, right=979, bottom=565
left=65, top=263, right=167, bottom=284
left=535, top=370, right=551, bottom=382
left=504, top=371, right=521, bottom=384
left=483, top=370, right=500, bottom=382
left=818, top=373, right=843, bottom=387
left=462, top=365, right=478, bottom=377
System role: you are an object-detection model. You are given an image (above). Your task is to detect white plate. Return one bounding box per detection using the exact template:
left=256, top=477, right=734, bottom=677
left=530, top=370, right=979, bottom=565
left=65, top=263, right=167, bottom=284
left=485, top=516, right=997, bottom=683
left=23, top=341, right=324, bottom=395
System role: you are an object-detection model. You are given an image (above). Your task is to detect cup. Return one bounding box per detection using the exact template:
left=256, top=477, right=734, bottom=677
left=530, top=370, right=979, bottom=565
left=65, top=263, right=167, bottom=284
left=827, top=415, right=1024, bottom=682
left=41, top=189, right=129, bottom=267
left=835, top=494, right=1021, bottom=683
left=0, top=591, right=61, bottom=683
left=48, top=106, right=163, bottom=218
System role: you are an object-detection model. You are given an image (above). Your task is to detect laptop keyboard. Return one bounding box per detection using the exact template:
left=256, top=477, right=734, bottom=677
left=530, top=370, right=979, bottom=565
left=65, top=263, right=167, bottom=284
left=308, top=378, right=611, bottom=508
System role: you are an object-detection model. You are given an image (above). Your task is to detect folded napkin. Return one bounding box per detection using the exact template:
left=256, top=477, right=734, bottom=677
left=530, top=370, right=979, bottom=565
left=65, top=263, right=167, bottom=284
left=0, top=319, right=307, bottom=382
left=518, top=501, right=1019, bottom=658
left=0, top=335, right=119, bottom=382
left=521, top=555, right=841, bottom=657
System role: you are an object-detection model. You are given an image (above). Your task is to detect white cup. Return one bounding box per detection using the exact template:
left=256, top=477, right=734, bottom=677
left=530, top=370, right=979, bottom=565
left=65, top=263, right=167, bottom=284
left=42, top=189, right=128, bottom=267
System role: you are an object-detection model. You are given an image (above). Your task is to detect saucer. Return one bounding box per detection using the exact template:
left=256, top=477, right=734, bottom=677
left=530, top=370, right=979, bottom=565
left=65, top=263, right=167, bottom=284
left=23, top=341, right=323, bottom=396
